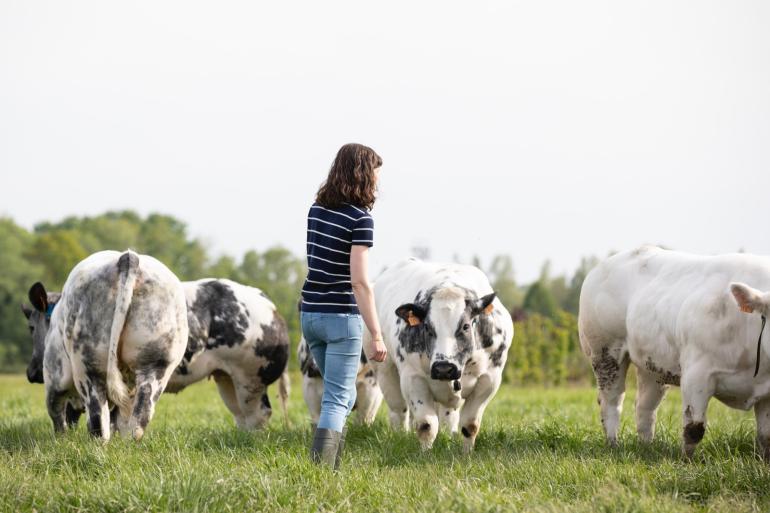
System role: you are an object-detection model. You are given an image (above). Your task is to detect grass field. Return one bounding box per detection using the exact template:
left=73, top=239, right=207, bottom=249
left=1, top=374, right=769, bottom=513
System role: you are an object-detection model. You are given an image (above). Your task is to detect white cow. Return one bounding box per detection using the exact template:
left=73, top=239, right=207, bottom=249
left=579, top=245, right=770, bottom=458
left=368, top=258, right=513, bottom=452
left=23, top=250, right=188, bottom=441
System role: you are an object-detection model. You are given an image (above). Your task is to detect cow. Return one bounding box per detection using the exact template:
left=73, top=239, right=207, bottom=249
left=21, top=250, right=188, bottom=441
left=166, top=279, right=290, bottom=430
left=579, top=245, right=770, bottom=459
left=24, top=277, right=291, bottom=432
left=297, top=335, right=383, bottom=427
left=368, top=258, right=513, bottom=452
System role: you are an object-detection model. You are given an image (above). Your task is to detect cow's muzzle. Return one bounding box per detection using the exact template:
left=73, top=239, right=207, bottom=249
left=26, top=366, right=43, bottom=384
left=431, top=361, right=461, bottom=381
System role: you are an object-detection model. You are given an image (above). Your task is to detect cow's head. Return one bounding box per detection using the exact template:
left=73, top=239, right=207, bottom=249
left=21, top=282, right=60, bottom=384
left=731, top=283, right=770, bottom=317
left=396, top=286, right=496, bottom=381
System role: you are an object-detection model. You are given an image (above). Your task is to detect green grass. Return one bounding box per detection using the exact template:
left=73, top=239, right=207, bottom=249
left=1, top=374, right=768, bottom=513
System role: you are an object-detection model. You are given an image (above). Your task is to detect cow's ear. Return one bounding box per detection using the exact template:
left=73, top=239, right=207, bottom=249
left=21, top=304, right=33, bottom=319
left=730, top=283, right=766, bottom=314
left=396, top=303, right=426, bottom=327
left=28, top=283, right=48, bottom=313
left=472, top=293, right=497, bottom=316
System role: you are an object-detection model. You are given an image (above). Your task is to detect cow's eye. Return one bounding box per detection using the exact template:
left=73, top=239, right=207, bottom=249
left=29, top=326, right=34, bottom=334
left=463, top=323, right=471, bottom=331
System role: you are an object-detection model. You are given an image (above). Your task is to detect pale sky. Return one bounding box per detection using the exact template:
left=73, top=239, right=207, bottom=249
left=1, top=1, right=769, bottom=283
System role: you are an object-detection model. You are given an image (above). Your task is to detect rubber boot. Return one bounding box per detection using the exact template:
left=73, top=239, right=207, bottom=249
left=335, top=426, right=348, bottom=470
left=310, top=428, right=341, bottom=468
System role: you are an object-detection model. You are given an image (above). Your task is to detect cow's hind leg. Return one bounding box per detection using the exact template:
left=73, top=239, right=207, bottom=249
left=355, top=365, right=383, bottom=426
left=75, top=376, right=112, bottom=441
left=635, top=369, right=667, bottom=443
left=376, top=361, right=409, bottom=431
left=128, top=373, right=166, bottom=441
left=212, top=371, right=246, bottom=428
left=592, top=345, right=629, bottom=446
left=680, top=370, right=714, bottom=459
left=754, top=398, right=770, bottom=462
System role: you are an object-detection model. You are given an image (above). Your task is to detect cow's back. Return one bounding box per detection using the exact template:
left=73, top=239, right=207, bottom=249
left=580, top=246, right=770, bottom=358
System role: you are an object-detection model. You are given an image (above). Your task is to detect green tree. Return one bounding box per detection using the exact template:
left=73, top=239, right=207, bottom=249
left=562, top=256, right=599, bottom=314
left=487, top=255, right=523, bottom=310
left=207, top=255, right=240, bottom=280
left=30, top=230, right=88, bottom=288
left=522, top=281, right=558, bottom=318
left=0, top=218, right=43, bottom=367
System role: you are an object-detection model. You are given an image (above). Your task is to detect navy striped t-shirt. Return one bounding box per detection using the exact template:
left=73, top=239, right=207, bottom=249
left=300, top=203, right=374, bottom=314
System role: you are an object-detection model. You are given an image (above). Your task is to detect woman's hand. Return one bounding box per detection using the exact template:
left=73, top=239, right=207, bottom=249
left=369, top=334, right=388, bottom=362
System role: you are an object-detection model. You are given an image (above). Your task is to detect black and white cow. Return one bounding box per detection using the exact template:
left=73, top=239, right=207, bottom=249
left=297, top=335, right=383, bottom=426
left=368, top=258, right=514, bottom=452
left=22, top=250, right=188, bottom=441
left=166, top=279, right=290, bottom=430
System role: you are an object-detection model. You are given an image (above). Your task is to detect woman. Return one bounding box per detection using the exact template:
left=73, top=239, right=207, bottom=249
left=300, top=143, right=388, bottom=469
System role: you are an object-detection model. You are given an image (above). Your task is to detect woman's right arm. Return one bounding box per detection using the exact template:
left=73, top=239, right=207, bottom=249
left=350, top=245, right=387, bottom=362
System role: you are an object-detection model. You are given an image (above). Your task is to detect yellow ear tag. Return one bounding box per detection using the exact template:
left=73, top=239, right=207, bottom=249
left=483, top=303, right=495, bottom=315
left=407, top=312, right=422, bottom=327
left=741, top=305, right=754, bottom=314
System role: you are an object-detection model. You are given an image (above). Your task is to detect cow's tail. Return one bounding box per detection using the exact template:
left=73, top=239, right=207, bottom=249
left=107, top=250, right=140, bottom=417
left=278, top=364, right=290, bottom=426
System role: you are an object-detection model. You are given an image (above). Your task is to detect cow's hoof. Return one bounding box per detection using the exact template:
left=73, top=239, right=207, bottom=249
left=682, top=444, right=697, bottom=460
left=637, top=432, right=654, bottom=444
left=419, top=440, right=434, bottom=451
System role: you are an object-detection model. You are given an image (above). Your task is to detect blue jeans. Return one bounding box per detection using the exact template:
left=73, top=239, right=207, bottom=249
left=300, top=312, right=363, bottom=433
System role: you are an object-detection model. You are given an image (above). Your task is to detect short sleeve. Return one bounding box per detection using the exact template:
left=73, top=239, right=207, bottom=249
left=351, top=214, right=374, bottom=247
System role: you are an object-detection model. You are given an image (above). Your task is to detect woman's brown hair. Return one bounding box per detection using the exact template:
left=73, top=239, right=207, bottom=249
left=316, top=143, right=382, bottom=210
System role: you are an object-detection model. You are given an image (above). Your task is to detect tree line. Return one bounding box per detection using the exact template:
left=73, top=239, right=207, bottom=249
left=0, top=211, right=305, bottom=370
left=0, top=211, right=599, bottom=385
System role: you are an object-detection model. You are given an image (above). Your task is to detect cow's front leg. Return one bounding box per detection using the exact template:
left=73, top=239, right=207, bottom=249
left=233, top=378, right=271, bottom=430
left=680, top=369, right=714, bottom=459
left=439, top=406, right=460, bottom=436
left=754, top=398, right=770, bottom=462
left=44, top=335, right=74, bottom=433
left=212, top=371, right=246, bottom=428
left=302, top=375, right=323, bottom=427
left=458, top=371, right=501, bottom=453
left=404, top=374, right=438, bottom=450
left=46, top=387, right=70, bottom=433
